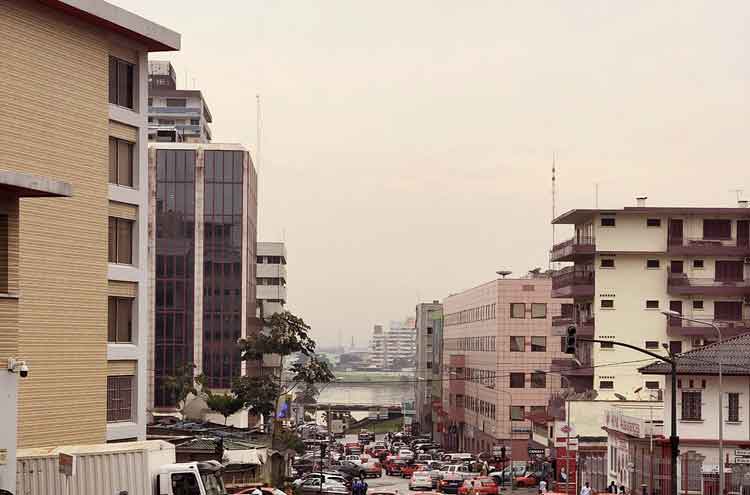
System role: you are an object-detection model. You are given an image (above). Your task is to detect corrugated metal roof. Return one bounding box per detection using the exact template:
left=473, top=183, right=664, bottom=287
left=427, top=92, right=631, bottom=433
left=18, top=440, right=174, bottom=458
left=640, top=332, right=750, bottom=376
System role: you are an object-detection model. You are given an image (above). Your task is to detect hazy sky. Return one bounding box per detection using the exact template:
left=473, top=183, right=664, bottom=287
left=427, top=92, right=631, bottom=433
left=119, top=1, right=748, bottom=346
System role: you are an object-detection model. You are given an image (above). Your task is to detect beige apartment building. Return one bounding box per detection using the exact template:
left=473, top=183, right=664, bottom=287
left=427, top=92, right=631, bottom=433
left=442, top=275, right=568, bottom=460
left=0, top=1, right=179, bottom=489
left=551, top=200, right=750, bottom=399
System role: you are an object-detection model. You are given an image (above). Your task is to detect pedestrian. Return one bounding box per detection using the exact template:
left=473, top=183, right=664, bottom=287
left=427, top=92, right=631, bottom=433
left=608, top=481, right=617, bottom=493
left=352, top=477, right=363, bottom=495
left=581, top=482, right=593, bottom=495
left=539, top=478, right=548, bottom=494
left=619, top=485, right=626, bottom=495
left=361, top=476, right=369, bottom=495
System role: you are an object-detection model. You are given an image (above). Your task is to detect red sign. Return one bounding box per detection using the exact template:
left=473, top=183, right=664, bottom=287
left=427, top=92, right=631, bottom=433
left=555, top=446, right=577, bottom=493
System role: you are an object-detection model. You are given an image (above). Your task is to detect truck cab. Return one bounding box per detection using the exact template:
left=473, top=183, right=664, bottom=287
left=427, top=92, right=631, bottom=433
left=156, top=461, right=228, bottom=495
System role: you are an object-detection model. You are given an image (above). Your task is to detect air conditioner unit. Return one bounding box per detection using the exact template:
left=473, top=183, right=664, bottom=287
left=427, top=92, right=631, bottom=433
left=744, top=295, right=750, bottom=305
left=744, top=257, right=750, bottom=264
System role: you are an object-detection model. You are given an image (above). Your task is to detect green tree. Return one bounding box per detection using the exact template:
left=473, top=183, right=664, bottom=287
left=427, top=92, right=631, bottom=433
left=204, top=391, right=245, bottom=425
left=163, top=363, right=206, bottom=418
left=233, top=311, right=335, bottom=445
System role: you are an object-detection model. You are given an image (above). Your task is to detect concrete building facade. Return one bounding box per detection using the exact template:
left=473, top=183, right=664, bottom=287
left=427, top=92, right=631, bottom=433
left=0, top=0, right=179, bottom=489
left=551, top=202, right=750, bottom=399
left=442, top=276, right=569, bottom=459
left=369, top=318, right=417, bottom=370
left=148, top=60, right=213, bottom=143
left=256, top=242, right=287, bottom=318
left=415, top=301, right=443, bottom=437
left=148, top=143, right=258, bottom=411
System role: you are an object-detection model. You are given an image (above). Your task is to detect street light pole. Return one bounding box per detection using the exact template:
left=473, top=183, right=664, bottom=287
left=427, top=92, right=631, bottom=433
left=537, top=370, right=573, bottom=494
left=663, top=311, right=723, bottom=495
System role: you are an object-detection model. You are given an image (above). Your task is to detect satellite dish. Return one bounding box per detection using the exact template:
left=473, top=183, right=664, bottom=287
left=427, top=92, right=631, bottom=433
left=496, top=271, right=512, bottom=278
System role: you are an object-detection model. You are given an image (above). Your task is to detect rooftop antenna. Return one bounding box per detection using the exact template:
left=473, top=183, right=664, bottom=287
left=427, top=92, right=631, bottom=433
left=550, top=152, right=556, bottom=270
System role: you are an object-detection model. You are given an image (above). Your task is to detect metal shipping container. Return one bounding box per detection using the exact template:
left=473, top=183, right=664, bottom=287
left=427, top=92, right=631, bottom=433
left=16, top=440, right=176, bottom=495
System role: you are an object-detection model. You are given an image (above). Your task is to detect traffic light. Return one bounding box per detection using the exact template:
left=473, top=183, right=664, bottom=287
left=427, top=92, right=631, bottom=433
left=564, top=325, right=577, bottom=354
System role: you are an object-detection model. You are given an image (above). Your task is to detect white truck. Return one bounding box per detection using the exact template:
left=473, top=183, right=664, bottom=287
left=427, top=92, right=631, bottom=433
left=16, top=439, right=228, bottom=495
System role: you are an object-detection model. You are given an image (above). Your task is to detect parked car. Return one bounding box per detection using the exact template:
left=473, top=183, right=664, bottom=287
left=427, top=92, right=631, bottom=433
left=410, top=471, right=434, bottom=491
left=457, top=478, right=498, bottom=495
left=385, top=459, right=407, bottom=476
left=440, top=464, right=480, bottom=480
left=488, top=466, right=526, bottom=484
left=439, top=474, right=464, bottom=494
left=401, top=463, right=428, bottom=479
left=293, top=473, right=349, bottom=488
left=514, top=471, right=541, bottom=488
left=362, top=461, right=383, bottom=478
left=398, top=448, right=415, bottom=460
left=336, top=460, right=368, bottom=479
left=296, top=479, right=349, bottom=495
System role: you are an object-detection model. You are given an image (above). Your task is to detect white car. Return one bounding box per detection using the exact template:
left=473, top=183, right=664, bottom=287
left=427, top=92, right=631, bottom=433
left=398, top=449, right=415, bottom=460
left=343, top=455, right=364, bottom=464
left=409, top=471, right=433, bottom=491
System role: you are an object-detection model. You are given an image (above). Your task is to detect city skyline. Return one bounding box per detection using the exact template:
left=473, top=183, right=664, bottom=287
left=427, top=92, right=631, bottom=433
left=115, top=0, right=749, bottom=345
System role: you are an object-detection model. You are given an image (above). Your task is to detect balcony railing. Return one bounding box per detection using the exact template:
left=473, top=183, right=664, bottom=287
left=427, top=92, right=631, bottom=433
left=668, top=235, right=750, bottom=255
left=667, top=273, right=750, bottom=296
left=552, top=316, right=594, bottom=336
left=550, top=236, right=596, bottom=262
left=148, top=106, right=202, bottom=116
left=666, top=316, right=750, bottom=337
left=552, top=341, right=593, bottom=377
left=551, top=266, right=595, bottom=298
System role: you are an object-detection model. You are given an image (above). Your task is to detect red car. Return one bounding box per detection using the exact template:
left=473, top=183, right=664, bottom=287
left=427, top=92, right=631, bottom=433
left=385, top=459, right=407, bottom=476
left=363, top=461, right=383, bottom=478
left=458, top=478, right=499, bottom=495
left=401, top=463, right=428, bottom=478
left=514, top=472, right=539, bottom=487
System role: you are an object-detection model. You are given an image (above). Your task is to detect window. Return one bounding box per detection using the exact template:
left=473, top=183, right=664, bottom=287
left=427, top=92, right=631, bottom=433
left=531, top=336, right=547, bottom=352
left=692, top=259, right=704, bottom=269
left=108, top=137, right=134, bottom=187
left=601, top=217, right=616, bottom=227
left=510, top=373, right=525, bottom=388
left=646, top=381, right=660, bottom=390
left=531, top=303, right=547, bottom=319
left=531, top=372, right=546, bottom=388
left=703, top=219, right=731, bottom=239
left=599, top=380, right=614, bottom=389
left=669, top=340, right=682, bottom=354
left=646, top=259, right=660, bottom=269
left=600, top=258, right=615, bottom=268
left=166, top=98, right=187, bottom=107
left=510, top=303, right=526, bottom=318
left=148, top=97, right=153, bottom=106
left=108, top=217, right=133, bottom=264
left=171, top=472, right=202, bottom=494
left=107, top=375, right=133, bottom=422
left=108, top=56, right=134, bottom=109
left=108, top=297, right=133, bottom=343
left=510, top=406, right=525, bottom=421
left=693, top=300, right=704, bottom=310
left=510, top=336, right=524, bottom=352
left=681, top=391, right=702, bottom=420
left=601, top=299, right=614, bottom=309
left=645, top=341, right=659, bottom=349
left=600, top=341, right=614, bottom=349
left=645, top=300, right=660, bottom=309
left=728, top=393, right=740, bottom=422
left=647, top=218, right=661, bottom=227
left=190, top=118, right=200, bottom=125
left=160, top=119, right=175, bottom=125
left=427, top=326, right=433, bottom=335
left=0, top=214, right=7, bottom=293
left=715, top=301, right=743, bottom=321
left=715, top=260, right=744, bottom=282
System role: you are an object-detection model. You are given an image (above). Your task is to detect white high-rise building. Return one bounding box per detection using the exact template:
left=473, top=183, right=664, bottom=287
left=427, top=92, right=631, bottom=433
left=551, top=199, right=750, bottom=399
left=369, top=318, right=417, bottom=369
left=256, top=242, right=287, bottom=318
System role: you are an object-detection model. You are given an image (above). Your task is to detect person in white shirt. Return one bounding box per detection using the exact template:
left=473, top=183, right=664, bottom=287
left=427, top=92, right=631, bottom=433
left=539, top=479, right=548, bottom=493
left=580, top=482, right=593, bottom=495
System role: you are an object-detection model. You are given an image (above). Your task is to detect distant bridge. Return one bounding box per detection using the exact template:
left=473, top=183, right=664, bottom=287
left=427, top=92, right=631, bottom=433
left=300, top=403, right=403, bottom=413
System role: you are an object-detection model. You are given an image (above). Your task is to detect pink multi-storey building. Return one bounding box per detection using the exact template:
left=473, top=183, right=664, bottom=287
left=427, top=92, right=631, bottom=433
left=442, top=275, right=570, bottom=460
